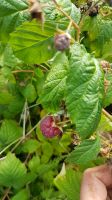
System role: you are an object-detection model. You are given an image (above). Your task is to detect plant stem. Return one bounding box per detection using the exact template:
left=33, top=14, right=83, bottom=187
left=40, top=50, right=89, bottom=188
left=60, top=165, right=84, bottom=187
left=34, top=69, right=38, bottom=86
left=23, top=100, right=28, bottom=139
left=12, top=70, right=34, bottom=74
left=102, top=108, right=112, bottom=121
left=2, top=188, right=10, bottom=200
left=52, top=0, right=80, bottom=41
left=0, top=122, right=38, bottom=157
left=11, top=123, right=39, bottom=153
left=57, top=120, right=71, bottom=125
left=0, top=138, right=20, bottom=156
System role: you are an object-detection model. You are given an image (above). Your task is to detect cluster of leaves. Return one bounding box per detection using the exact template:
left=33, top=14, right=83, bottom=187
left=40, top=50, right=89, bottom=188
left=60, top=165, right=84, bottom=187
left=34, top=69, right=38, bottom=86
left=0, top=0, right=112, bottom=199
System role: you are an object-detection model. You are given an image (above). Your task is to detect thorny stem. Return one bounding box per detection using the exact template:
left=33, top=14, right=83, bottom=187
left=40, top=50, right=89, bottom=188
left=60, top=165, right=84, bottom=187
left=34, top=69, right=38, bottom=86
left=102, top=108, right=112, bottom=122
left=52, top=0, right=80, bottom=41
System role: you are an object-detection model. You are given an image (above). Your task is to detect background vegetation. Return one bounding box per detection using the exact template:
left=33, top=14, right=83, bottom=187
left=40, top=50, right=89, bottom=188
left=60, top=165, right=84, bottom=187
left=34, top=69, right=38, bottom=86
left=0, top=0, right=112, bottom=199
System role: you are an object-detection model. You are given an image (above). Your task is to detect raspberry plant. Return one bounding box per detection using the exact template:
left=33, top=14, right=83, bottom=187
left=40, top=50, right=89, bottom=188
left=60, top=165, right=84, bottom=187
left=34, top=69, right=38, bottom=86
left=0, top=0, right=112, bottom=199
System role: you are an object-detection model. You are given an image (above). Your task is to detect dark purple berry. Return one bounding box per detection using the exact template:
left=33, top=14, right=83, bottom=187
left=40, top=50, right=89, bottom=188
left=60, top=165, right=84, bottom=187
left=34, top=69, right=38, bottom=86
left=40, top=116, right=62, bottom=138
left=54, top=33, right=71, bottom=51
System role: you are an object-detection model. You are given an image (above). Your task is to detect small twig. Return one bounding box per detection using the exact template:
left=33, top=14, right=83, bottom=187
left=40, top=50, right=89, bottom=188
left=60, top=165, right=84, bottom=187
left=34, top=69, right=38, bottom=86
left=52, top=0, right=80, bottom=41
left=11, top=123, right=39, bottom=153
left=24, top=154, right=31, bottom=165
left=57, top=120, right=71, bottom=125
left=102, top=108, right=112, bottom=122
left=2, top=188, right=10, bottom=200
left=39, top=64, right=49, bottom=71
left=0, top=122, right=38, bottom=157
left=0, top=138, right=20, bottom=156
left=0, top=156, right=6, bottom=161
left=66, top=20, right=73, bottom=32
left=12, top=70, right=34, bottom=74
left=28, top=103, right=39, bottom=109
left=23, top=100, right=28, bottom=139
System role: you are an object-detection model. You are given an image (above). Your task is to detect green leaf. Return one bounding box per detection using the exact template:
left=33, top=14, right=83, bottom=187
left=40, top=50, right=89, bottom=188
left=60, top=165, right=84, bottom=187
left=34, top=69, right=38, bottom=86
left=41, top=0, right=81, bottom=25
left=7, top=95, right=25, bottom=118
left=97, top=113, right=112, bottom=133
left=66, top=137, right=101, bottom=165
left=21, top=83, right=37, bottom=103
left=41, top=142, right=53, bottom=163
left=11, top=189, right=30, bottom=200
left=54, top=164, right=82, bottom=200
left=81, top=16, right=112, bottom=57
left=39, top=52, right=68, bottom=111
left=28, top=156, right=40, bottom=173
left=82, top=16, right=112, bottom=43
left=102, top=40, right=112, bottom=62
left=0, top=0, right=29, bottom=42
left=103, top=72, right=112, bottom=107
left=0, top=120, right=22, bottom=147
left=0, top=153, right=27, bottom=188
left=0, top=42, right=22, bottom=67
left=10, top=20, right=56, bottom=64
left=0, top=90, right=13, bottom=104
left=66, top=43, right=104, bottom=138
left=0, top=0, right=28, bottom=17
left=20, top=139, right=41, bottom=153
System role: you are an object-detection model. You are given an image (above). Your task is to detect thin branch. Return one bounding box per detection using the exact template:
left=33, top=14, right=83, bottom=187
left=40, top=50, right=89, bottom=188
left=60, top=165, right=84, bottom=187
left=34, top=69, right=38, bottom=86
left=52, top=0, right=80, bottom=41
left=24, top=154, right=31, bottom=165
left=0, top=122, right=38, bottom=157
left=2, top=188, right=10, bottom=200
left=0, top=138, right=20, bottom=156
left=39, top=65, right=49, bottom=71
left=23, top=100, right=28, bottom=139
left=11, top=123, right=39, bottom=153
left=12, top=70, right=34, bottom=74
left=102, top=108, right=112, bottom=122
left=28, top=103, right=39, bottom=109
left=0, top=156, right=6, bottom=161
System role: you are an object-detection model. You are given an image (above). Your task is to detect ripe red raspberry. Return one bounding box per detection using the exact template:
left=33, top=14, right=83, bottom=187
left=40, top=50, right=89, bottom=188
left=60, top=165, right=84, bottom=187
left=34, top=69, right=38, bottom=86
left=54, top=33, right=71, bottom=51
left=40, top=116, right=62, bottom=138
